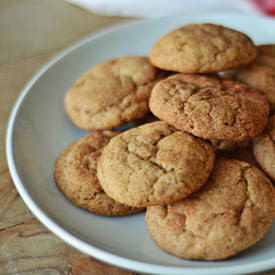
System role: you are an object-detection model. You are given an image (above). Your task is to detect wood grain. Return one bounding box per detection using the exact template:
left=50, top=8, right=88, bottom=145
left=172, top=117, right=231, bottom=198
left=0, top=220, right=137, bottom=274
left=0, top=0, right=131, bottom=65
left=0, top=51, right=58, bottom=231
left=0, top=220, right=78, bottom=274
left=71, top=257, right=135, bottom=275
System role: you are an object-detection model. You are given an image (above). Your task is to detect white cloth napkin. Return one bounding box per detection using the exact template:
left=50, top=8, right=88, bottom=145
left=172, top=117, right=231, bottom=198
left=66, top=0, right=260, bottom=18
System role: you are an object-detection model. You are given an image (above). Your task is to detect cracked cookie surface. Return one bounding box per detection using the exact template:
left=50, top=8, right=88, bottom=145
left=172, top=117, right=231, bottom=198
left=97, top=121, right=215, bottom=207
left=149, top=23, right=256, bottom=73
left=253, top=115, right=275, bottom=181
left=149, top=74, right=269, bottom=140
left=54, top=131, right=143, bottom=216
left=65, top=57, right=165, bottom=130
left=236, top=44, right=275, bottom=112
left=146, top=158, right=275, bottom=260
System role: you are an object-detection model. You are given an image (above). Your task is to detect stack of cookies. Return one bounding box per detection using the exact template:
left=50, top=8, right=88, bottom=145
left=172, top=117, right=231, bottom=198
left=54, top=23, right=275, bottom=261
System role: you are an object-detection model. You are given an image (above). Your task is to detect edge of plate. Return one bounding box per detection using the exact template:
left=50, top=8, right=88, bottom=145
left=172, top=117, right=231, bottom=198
left=5, top=12, right=275, bottom=275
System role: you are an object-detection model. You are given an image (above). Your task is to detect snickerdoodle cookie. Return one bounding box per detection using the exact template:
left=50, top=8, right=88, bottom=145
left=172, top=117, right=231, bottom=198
left=236, top=44, right=275, bottom=112
left=149, top=74, right=269, bottom=140
left=146, top=158, right=275, bottom=260
left=253, top=115, right=275, bottom=181
left=149, top=23, right=256, bottom=73
left=54, top=131, right=143, bottom=216
left=97, top=121, right=215, bottom=207
left=65, top=57, right=165, bottom=130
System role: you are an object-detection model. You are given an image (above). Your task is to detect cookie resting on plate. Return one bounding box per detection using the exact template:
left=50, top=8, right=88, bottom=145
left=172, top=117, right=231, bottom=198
left=236, top=44, right=275, bottom=112
left=97, top=121, right=215, bottom=207
left=149, top=74, right=269, bottom=141
left=54, top=131, right=143, bottom=216
left=149, top=23, right=256, bottom=73
left=65, top=56, right=165, bottom=130
left=146, top=158, right=275, bottom=260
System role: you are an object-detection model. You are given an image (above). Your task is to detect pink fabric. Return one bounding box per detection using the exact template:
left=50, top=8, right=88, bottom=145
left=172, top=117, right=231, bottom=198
left=247, top=0, right=275, bottom=15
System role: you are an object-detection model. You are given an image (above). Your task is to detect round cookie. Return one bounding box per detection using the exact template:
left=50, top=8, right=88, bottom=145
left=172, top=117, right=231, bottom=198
left=54, top=131, right=143, bottom=216
left=149, top=23, right=256, bottom=73
left=146, top=158, right=275, bottom=260
left=149, top=74, right=269, bottom=140
left=97, top=121, right=215, bottom=207
left=253, top=115, right=275, bottom=181
left=65, top=57, right=165, bottom=130
left=236, top=44, right=275, bottom=112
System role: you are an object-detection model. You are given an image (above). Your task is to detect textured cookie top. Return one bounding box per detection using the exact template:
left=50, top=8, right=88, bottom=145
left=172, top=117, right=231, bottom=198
left=236, top=44, right=275, bottom=111
left=149, top=23, right=256, bottom=73
left=146, top=158, right=275, bottom=260
left=97, top=121, right=215, bottom=207
left=149, top=74, right=269, bottom=140
left=253, top=115, right=275, bottom=181
left=65, top=57, right=164, bottom=130
left=54, top=131, right=142, bottom=216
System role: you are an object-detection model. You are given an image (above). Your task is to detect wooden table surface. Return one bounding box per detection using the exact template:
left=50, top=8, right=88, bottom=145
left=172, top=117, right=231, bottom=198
left=0, top=1, right=274, bottom=274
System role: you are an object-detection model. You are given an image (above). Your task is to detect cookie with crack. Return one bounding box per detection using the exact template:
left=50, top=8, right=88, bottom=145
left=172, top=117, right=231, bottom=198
left=146, top=158, right=275, bottom=260
left=253, top=115, right=275, bottom=181
left=97, top=121, right=215, bottom=207
left=149, top=23, right=256, bottom=73
left=54, top=131, right=143, bottom=216
left=65, top=57, right=165, bottom=130
left=149, top=74, right=269, bottom=140
left=236, top=44, right=275, bottom=112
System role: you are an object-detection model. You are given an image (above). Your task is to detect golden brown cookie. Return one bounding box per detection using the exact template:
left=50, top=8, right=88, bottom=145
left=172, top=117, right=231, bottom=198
left=54, top=131, right=143, bottom=216
left=146, top=158, right=275, bottom=260
left=149, top=23, right=256, bottom=73
left=149, top=74, right=269, bottom=140
left=97, top=121, right=215, bottom=207
left=253, top=115, right=275, bottom=181
left=236, top=44, right=275, bottom=112
left=65, top=57, right=165, bottom=130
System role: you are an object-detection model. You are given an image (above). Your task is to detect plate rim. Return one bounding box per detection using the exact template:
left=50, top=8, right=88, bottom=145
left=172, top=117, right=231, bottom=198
left=5, top=12, right=275, bottom=275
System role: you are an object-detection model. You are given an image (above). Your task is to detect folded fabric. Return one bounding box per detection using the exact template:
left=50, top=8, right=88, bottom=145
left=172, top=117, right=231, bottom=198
left=66, top=0, right=260, bottom=18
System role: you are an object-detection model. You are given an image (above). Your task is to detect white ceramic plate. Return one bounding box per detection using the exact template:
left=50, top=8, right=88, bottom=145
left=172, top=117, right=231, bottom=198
left=6, top=13, right=275, bottom=275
